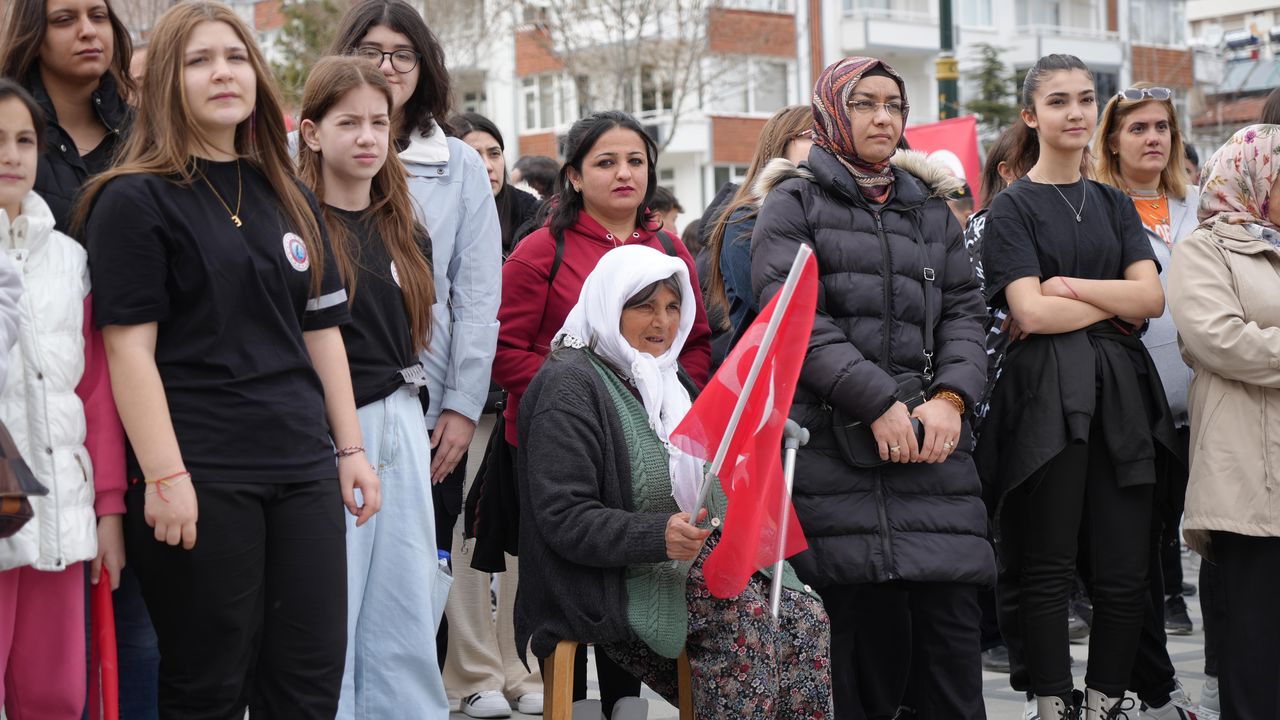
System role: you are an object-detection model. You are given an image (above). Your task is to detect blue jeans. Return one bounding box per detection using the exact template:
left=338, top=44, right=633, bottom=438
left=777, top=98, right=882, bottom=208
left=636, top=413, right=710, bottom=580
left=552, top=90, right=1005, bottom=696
left=338, top=386, right=449, bottom=718
left=114, top=563, right=159, bottom=719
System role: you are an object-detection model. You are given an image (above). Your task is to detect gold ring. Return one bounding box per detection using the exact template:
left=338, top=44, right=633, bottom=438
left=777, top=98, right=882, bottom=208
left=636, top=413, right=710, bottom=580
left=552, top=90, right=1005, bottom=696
left=889, top=446, right=901, bottom=453
left=943, top=441, right=954, bottom=450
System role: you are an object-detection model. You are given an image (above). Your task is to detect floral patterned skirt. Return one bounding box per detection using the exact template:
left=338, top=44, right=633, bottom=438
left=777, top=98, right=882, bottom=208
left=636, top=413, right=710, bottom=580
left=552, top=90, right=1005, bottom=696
left=600, top=537, right=833, bottom=719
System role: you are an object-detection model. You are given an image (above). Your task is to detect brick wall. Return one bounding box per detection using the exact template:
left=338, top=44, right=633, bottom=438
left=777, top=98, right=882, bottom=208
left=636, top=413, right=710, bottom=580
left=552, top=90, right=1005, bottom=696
left=711, top=116, right=768, bottom=164
left=1131, top=45, right=1193, bottom=89
left=516, top=28, right=565, bottom=78
left=519, top=131, right=559, bottom=159
left=707, top=8, right=796, bottom=59
left=254, top=0, right=284, bottom=32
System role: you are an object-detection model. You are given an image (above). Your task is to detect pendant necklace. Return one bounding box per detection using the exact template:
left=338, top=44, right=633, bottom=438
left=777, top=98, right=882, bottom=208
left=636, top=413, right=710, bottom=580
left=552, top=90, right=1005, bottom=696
left=1036, top=173, right=1086, bottom=222
left=198, top=160, right=243, bottom=228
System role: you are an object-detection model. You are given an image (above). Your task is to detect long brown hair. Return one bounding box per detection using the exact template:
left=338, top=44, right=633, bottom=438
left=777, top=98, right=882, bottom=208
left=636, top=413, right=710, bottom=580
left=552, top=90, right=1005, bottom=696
left=327, top=0, right=454, bottom=141
left=704, top=105, right=811, bottom=324
left=75, top=1, right=325, bottom=294
left=1094, top=81, right=1188, bottom=201
left=297, top=56, right=435, bottom=352
left=0, top=0, right=136, bottom=100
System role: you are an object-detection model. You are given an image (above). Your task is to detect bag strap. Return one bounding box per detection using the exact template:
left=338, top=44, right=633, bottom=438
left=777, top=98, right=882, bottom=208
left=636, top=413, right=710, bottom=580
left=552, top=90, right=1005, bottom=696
left=922, top=265, right=935, bottom=382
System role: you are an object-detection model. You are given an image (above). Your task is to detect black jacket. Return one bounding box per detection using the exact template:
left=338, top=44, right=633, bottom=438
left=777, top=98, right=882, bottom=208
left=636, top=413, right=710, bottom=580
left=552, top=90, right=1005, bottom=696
left=750, top=147, right=995, bottom=588
left=975, top=322, right=1185, bottom=530
left=28, top=71, right=132, bottom=234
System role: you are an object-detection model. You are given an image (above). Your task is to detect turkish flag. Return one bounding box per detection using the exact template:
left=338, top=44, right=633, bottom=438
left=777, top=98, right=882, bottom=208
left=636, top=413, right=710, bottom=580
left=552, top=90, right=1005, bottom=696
left=904, top=115, right=982, bottom=190
left=88, top=568, right=119, bottom=720
left=669, top=251, right=818, bottom=598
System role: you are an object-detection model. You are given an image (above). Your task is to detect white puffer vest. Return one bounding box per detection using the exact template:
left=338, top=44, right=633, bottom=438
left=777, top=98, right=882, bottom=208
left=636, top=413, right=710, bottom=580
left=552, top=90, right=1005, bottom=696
left=0, top=192, right=94, bottom=572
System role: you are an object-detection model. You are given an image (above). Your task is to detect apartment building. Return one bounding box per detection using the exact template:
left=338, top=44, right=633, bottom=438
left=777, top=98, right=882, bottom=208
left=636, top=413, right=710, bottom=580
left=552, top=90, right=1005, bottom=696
left=1185, top=0, right=1280, bottom=148
left=237, top=0, right=1195, bottom=220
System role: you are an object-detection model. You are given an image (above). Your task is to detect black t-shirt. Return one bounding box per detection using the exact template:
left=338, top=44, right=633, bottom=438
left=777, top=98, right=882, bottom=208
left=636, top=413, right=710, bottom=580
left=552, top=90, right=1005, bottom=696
left=981, top=177, right=1156, bottom=309
left=86, top=160, right=351, bottom=483
left=330, top=207, right=426, bottom=408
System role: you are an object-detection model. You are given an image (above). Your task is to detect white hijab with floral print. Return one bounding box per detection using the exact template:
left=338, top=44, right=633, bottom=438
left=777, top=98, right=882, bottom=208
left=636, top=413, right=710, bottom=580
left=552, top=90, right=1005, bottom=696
left=1198, top=124, right=1280, bottom=228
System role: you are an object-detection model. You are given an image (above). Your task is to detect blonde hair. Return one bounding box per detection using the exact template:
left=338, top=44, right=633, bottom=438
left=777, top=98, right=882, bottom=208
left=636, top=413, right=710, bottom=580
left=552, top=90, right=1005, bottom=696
left=297, top=56, right=435, bottom=352
left=1094, top=81, right=1188, bottom=201
left=76, top=1, right=325, bottom=293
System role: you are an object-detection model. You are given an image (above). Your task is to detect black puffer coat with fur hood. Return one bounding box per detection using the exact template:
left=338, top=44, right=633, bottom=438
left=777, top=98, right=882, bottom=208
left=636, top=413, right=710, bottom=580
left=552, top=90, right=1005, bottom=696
left=750, top=146, right=995, bottom=587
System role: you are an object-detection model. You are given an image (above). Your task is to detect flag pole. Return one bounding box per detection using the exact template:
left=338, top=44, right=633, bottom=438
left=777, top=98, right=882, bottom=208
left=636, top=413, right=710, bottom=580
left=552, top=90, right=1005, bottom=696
left=770, top=420, right=808, bottom=618
left=688, top=244, right=813, bottom=527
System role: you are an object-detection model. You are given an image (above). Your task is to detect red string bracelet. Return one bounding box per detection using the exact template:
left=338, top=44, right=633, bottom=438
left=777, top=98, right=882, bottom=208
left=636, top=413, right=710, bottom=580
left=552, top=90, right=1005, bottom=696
left=144, top=471, right=191, bottom=503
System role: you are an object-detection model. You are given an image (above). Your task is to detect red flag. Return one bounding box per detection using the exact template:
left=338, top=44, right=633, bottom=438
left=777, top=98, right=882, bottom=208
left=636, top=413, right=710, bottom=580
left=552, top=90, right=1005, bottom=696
left=903, top=115, right=982, bottom=191
left=88, top=567, right=119, bottom=720
left=670, top=252, right=818, bottom=598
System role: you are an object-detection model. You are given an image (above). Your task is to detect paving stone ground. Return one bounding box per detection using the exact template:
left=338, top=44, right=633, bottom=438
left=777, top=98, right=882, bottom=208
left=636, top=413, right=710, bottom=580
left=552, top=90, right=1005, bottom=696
left=452, top=552, right=1211, bottom=720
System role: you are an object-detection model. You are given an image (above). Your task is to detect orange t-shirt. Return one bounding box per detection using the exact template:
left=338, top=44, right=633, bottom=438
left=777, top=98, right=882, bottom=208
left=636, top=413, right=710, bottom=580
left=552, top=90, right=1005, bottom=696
left=1130, top=193, right=1171, bottom=246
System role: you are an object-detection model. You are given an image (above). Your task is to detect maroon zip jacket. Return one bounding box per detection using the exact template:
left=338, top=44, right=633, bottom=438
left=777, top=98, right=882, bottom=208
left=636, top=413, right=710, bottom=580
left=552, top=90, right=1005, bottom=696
left=493, top=211, right=711, bottom=445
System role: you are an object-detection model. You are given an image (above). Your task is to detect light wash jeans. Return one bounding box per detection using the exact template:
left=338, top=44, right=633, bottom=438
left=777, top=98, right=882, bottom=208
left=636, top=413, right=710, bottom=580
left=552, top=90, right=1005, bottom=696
left=338, top=386, right=450, bottom=718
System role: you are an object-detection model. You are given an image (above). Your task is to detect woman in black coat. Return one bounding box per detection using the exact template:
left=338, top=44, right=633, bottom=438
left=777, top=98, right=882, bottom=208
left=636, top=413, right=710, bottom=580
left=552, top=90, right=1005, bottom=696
left=0, top=0, right=134, bottom=233
left=750, top=56, right=993, bottom=720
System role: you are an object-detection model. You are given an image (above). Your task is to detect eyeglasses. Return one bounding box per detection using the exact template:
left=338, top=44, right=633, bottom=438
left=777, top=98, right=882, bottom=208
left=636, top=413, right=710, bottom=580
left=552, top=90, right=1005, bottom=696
left=1116, top=87, right=1172, bottom=102
left=355, top=46, right=420, bottom=74
left=846, top=99, right=905, bottom=117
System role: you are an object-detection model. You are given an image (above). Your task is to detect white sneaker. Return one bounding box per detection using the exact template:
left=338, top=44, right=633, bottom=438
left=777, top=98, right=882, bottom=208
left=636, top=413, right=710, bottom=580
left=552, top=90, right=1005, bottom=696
left=516, top=692, right=544, bottom=715
left=1140, top=679, right=1199, bottom=719
left=1024, top=697, right=1041, bottom=720
left=461, top=691, right=513, bottom=719
left=1198, top=677, right=1220, bottom=719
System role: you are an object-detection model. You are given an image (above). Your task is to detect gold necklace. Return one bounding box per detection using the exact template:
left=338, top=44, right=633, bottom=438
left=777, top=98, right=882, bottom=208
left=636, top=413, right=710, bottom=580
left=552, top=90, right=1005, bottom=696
left=198, top=160, right=243, bottom=228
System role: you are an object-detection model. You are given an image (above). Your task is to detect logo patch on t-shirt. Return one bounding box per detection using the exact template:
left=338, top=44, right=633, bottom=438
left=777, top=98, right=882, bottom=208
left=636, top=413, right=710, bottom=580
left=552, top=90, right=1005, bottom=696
left=283, top=233, right=310, bottom=271
left=390, top=261, right=401, bottom=287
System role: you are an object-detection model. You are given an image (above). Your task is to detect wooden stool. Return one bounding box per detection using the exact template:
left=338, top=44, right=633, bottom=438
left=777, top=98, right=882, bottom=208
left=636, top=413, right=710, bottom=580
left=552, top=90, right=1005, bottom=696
left=543, top=639, right=694, bottom=720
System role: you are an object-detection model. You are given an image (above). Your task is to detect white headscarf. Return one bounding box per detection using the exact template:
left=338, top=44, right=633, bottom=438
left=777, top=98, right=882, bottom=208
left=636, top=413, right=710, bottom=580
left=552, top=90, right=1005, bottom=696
left=552, top=245, right=702, bottom=513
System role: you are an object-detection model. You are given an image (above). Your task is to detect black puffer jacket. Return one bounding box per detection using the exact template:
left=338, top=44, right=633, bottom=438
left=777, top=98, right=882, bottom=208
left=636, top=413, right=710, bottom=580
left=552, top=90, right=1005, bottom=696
left=28, top=71, right=132, bottom=234
left=750, top=147, right=995, bottom=588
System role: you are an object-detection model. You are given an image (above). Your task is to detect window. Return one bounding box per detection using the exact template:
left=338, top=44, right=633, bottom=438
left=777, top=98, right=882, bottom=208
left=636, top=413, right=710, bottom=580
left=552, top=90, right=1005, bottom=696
left=522, top=74, right=568, bottom=131
left=959, top=0, right=992, bottom=26
left=1017, top=0, right=1100, bottom=30
left=1093, top=70, right=1118, bottom=107
left=713, top=164, right=750, bottom=189
left=659, top=168, right=676, bottom=193
left=712, top=58, right=790, bottom=114
left=641, top=65, right=674, bottom=115
left=1130, top=0, right=1185, bottom=45
left=461, top=90, right=487, bottom=114
left=756, top=61, right=788, bottom=113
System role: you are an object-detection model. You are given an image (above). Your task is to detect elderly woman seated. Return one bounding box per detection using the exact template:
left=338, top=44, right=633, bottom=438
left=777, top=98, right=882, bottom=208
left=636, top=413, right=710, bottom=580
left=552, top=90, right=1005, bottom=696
left=514, top=245, right=832, bottom=718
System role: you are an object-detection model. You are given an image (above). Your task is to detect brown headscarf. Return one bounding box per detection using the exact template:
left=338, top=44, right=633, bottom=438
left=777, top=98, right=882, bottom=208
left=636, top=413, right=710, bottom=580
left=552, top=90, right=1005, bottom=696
left=811, top=56, right=910, bottom=203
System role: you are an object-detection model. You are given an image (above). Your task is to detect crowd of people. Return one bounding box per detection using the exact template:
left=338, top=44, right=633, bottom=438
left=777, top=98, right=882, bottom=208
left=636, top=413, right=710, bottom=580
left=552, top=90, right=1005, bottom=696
left=0, top=0, right=1277, bottom=719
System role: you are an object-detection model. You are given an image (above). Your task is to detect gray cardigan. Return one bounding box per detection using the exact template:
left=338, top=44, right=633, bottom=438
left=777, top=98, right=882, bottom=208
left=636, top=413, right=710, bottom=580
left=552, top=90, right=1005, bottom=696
left=515, top=348, right=674, bottom=661
left=1142, top=186, right=1199, bottom=427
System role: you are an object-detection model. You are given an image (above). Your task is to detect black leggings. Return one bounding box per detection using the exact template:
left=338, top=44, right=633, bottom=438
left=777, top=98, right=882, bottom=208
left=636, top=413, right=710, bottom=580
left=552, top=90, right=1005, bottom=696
left=125, top=478, right=347, bottom=720
left=997, top=434, right=1153, bottom=697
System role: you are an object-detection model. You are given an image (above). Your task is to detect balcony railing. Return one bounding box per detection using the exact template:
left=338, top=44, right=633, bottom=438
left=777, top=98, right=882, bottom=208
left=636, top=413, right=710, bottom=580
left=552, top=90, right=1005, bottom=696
left=1015, top=23, right=1120, bottom=42
left=843, top=0, right=936, bottom=24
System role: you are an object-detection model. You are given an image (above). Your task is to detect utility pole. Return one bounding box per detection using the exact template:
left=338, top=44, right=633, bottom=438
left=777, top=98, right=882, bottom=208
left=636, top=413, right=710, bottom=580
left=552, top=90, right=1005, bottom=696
left=936, top=0, right=959, bottom=119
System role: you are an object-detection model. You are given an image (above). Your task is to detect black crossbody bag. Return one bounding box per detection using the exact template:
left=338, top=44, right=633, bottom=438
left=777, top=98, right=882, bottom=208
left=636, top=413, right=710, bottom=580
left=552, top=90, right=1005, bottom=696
left=830, top=264, right=936, bottom=468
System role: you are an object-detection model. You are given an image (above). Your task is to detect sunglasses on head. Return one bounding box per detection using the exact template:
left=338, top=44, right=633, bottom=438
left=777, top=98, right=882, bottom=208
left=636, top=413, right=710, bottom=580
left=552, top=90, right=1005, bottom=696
left=1116, top=87, right=1172, bottom=102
